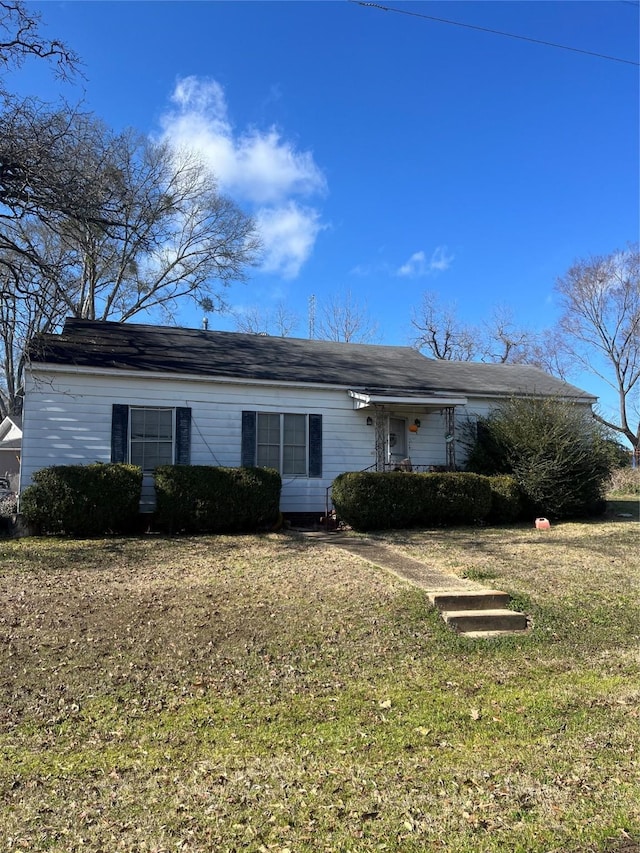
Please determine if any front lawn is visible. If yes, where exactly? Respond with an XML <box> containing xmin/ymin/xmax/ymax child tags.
<box><xmin>0</xmin><ymin>511</ymin><xmax>638</xmax><ymax>852</ymax></box>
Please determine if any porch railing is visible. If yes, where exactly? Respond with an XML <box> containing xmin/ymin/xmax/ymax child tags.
<box><xmin>360</xmin><ymin>462</ymin><xmax>452</xmax><ymax>473</ymax></box>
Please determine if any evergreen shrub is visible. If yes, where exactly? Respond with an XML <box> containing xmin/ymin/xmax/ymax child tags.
<box><xmin>485</xmin><ymin>475</ymin><xmax>523</xmax><ymax>524</ymax></box>
<box><xmin>465</xmin><ymin>397</ymin><xmax>613</xmax><ymax>519</ymax></box>
<box><xmin>20</xmin><ymin>463</ymin><xmax>142</xmax><ymax>536</ymax></box>
<box><xmin>154</xmin><ymin>465</ymin><xmax>281</xmax><ymax>533</ymax></box>
<box><xmin>331</xmin><ymin>471</ymin><xmax>492</xmax><ymax>531</ymax></box>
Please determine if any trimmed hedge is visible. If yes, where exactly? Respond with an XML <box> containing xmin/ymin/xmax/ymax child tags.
<box><xmin>331</xmin><ymin>471</ymin><xmax>492</xmax><ymax>531</ymax></box>
<box><xmin>486</xmin><ymin>475</ymin><xmax>523</xmax><ymax>524</ymax></box>
<box><xmin>154</xmin><ymin>465</ymin><xmax>281</xmax><ymax>533</ymax></box>
<box><xmin>20</xmin><ymin>463</ymin><xmax>143</xmax><ymax>536</ymax></box>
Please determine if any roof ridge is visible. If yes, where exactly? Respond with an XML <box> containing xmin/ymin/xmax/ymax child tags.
<box><xmin>61</xmin><ymin>317</ymin><xmax>419</xmax><ymax>353</ymax></box>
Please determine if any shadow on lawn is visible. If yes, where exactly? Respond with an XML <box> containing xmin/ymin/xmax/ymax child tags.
<box><xmin>605</xmin><ymin>497</ymin><xmax>639</xmax><ymax>522</ymax></box>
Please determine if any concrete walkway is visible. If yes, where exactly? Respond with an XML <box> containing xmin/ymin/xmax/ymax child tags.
<box><xmin>296</xmin><ymin>529</ymin><xmax>483</xmax><ymax>592</ymax></box>
<box><xmin>295</xmin><ymin>530</ymin><xmax>529</xmax><ymax>637</ymax></box>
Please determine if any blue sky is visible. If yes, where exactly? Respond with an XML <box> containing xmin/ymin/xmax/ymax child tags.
<box><xmin>14</xmin><ymin>1</ymin><xmax>640</xmax><ymax>414</ymax></box>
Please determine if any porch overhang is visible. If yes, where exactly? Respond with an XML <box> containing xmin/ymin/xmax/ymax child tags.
<box><xmin>348</xmin><ymin>389</ymin><xmax>468</xmax><ymax>410</ymax></box>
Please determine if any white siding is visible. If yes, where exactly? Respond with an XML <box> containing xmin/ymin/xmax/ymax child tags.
<box><xmin>0</xmin><ymin>419</ymin><xmax>22</xmax><ymax>442</ymax></box>
<box><xmin>20</xmin><ymin>369</ymin><xmax>493</xmax><ymax>513</ymax></box>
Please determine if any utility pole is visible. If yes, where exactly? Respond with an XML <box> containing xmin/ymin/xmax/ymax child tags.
<box><xmin>308</xmin><ymin>294</ymin><xmax>316</xmax><ymax>339</ymax></box>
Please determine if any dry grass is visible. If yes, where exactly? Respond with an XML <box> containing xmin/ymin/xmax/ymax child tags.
<box><xmin>0</xmin><ymin>510</ymin><xmax>638</xmax><ymax>852</ymax></box>
<box><xmin>608</xmin><ymin>468</ymin><xmax>640</xmax><ymax>496</ymax></box>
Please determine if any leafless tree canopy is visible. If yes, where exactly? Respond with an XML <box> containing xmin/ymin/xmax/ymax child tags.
<box><xmin>554</xmin><ymin>244</ymin><xmax>639</xmax><ymax>450</ymax></box>
<box><xmin>315</xmin><ymin>290</ymin><xmax>379</xmax><ymax>343</ymax></box>
<box><xmin>0</xmin><ymin>1</ymin><xmax>260</xmax><ymax>417</ymax></box>
<box><xmin>0</xmin><ymin>104</ymin><xmax>124</xmax><ymax>279</ymax></box>
<box><xmin>480</xmin><ymin>305</ymin><xmax>537</xmax><ymax>364</ymax></box>
<box><xmin>411</xmin><ymin>291</ymin><xmax>477</xmax><ymax>360</ymax></box>
<box><xmin>411</xmin><ymin>292</ymin><xmax>535</xmax><ymax>363</ymax></box>
<box><xmin>232</xmin><ymin>302</ymin><xmax>300</xmax><ymax>337</ymax></box>
<box><xmin>0</xmin><ymin>1</ymin><xmax>80</xmax><ymax>91</ymax></box>
<box><xmin>0</xmin><ymin>103</ymin><xmax>261</xmax><ymax>416</ymax></box>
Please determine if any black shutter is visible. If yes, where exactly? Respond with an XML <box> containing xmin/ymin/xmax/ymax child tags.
<box><xmin>175</xmin><ymin>407</ymin><xmax>191</xmax><ymax>465</ymax></box>
<box><xmin>308</xmin><ymin>413</ymin><xmax>322</xmax><ymax>478</ymax></box>
<box><xmin>241</xmin><ymin>411</ymin><xmax>256</xmax><ymax>467</ymax></box>
<box><xmin>111</xmin><ymin>404</ymin><xmax>129</xmax><ymax>463</ymax></box>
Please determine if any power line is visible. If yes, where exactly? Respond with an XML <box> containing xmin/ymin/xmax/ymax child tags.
<box><xmin>352</xmin><ymin>1</ymin><xmax>640</xmax><ymax>67</ymax></box>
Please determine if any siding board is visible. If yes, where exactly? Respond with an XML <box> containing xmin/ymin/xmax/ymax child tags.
<box><xmin>21</xmin><ymin>369</ymin><xmax>499</xmax><ymax>513</ymax></box>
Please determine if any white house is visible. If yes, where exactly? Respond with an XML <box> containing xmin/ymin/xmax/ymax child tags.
<box><xmin>0</xmin><ymin>413</ymin><xmax>22</xmax><ymax>489</ymax></box>
<box><xmin>20</xmin><ymin>318</ymin><xmax>597</xmax><ymax>516</ymax></box>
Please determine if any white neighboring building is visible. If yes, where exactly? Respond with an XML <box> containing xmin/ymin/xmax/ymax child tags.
<box><xmin>20</xmin><ymin>319</ymin><xmax>597</xmax><ymax>516</ymax></box>
<box><xmin>0</xmin><ymin>414</ymin><xmax>22</xmax><ymax>489</ymax></box>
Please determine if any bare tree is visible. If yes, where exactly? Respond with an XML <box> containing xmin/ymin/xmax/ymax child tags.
<box><xmin>479</xmin><ymin>305</ymin><xmax>537</xmax><ymax>364</ymax></box>
<box><xmin>232</xmin><ymin>302</ymin><xmax>300</xmax><ymax>337</ymax></box>
<box><xmin>412</xmin><ymin>291</ymin><xmax>537</xmax><ymax>364</ymax></box>
<box><xmin>0</xmin><ymin>102</ymin><xmax>127</xmax><ymax>287</ymax></box>
<box><xmin>553</xmin><ymin>244</ymin><xmax>639</xmax><ymax>451</ymax></box>
<box><xmin>0</xmin><ymin>1</ymin><xmax>80</xmax><ymax>97</ymax></box>
<box><xmin>315</xmin><ymin>290</ymin><xmax>379</xmax><ymax>343</ymax></box>
<box><xmin>0</xmin><ymin>214</ymin><xmax>74</xmax><ymax>415</ymax></box>
<box><xmin>411</xmin><ymin>291</ymin><xmax>478</xmax><ymax>360</ymax></box>
<box><xmin>528</xmin><ymin>327</ymin><xmax>573</xmax><ymax>379</ymax></box>
<box><xmin>272</xmin><ymin>301</ymin><xmax>300</xmax><ymax>337</ymax></box>
<box><xmin>0</xmin><ymin>104</ymin><xmax>262</xmax><ymax>315</ymax></box>
<box><xmin>0</xmin><ymin>106</ymin><xmax>261</xmax><ymax>413</ymax></box>
<box><xmin>53</xmin><ymin>133</ymin><xmax>261</xmax><ymax>322</ymax></box>
<box><xmin>0</xmin><ymin>261</ymin><xmax>65</xmax><ymax>416</ymax></box>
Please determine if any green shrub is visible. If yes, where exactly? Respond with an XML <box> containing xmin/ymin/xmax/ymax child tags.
<box><xmin>154</xmin><ymin>465</ymin><xmax>281</xmax><ymax>533</ymax></box>
<box><xmin>330</xmin><ymin>472</ymin><xmax>420</xmax><ymax>531</ymax></box>
<box><xmin>465</xmin><ymin>397</ymin><xmax>613</xmax><ymax>519</ymax></box>
<box><xmin>602</xmin><ymin>438</ymin><xmax>635</xmax><ymax>470</ymax></box>
<box><xmin>420</xmin><ymin>472</ymin><xmax>492</xmax><ymax>527</ymax></box>
<box><xmin>20</xmin><ymin>463</ymin><xmax>142</xmax><ymax>536</ymax></box>
<box><xmin>486</xmin><ymin>475</ymin><xmax>523</xmax><ymax>524</ymax></box>
<box><xmin>331</xmin><ymin>471</ymin><xmax>492</xmax><ymax>531</ymax></box>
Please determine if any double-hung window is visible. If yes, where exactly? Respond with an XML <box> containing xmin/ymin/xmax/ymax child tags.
<box><xmin>242</xmin><ymin>410</ymin><xmax>322</xmax><ymax>478</ymax></box>
<box><xmin>257</xmin><ymin>413</ymin><xmax>307</xmax><ymax>476</ymax></box>
<box><xmin>111</xmin><ymin>404</ymin><xmax>191</xmax><ymax>470</ymax></box>
<box><xmin>129</xmin><ymin>407</ymin><xmax>174</xmax><ymax>473</ymax></box>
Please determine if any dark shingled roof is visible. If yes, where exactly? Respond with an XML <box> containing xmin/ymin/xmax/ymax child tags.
<box><xmin>29</xmin><ymin>318</ymin><xmax>596</xmax><ymax>402</ymax></box>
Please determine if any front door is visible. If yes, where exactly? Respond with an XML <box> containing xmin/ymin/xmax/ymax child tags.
<box><xmin>387</xmin><ymin>417</ymin><xmax>407</xmax><ymax>465</ymax></box>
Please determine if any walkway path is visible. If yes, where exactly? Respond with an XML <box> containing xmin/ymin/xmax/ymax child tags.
<box><xmin>298</xmin><ymin>530</ymin><xmax>481</xmax><ymax>592</ymax></box>
<box><xmin>296</xmin><ymin>530</ymin><xmax>529</xmax><ymax>637</ymax></box>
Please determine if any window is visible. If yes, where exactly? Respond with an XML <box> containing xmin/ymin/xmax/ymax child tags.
<box><xmin>129</xmin><ymin>407</ymin><xmax>174</xmax><ymax>472</ymax></box>
<box><xmin>241</xmin><ymin>410</ymin><xmax>322</xmax><ymax>478</ymax></box>
<box><xmin>111</xmin><ymin>405</ymin><xmax>191</xmax><ymax>468</ymax></box>
<box><xmin>257</xmin><ymin>413</ymin><xmax>307</xmax><ymax>476</ymax></box>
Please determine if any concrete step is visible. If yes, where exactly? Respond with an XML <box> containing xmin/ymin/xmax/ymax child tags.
<box><xmin>429</xmin><ymin>590</ymin><xmax>511</xmax><ymax>612</ymax></box>
<box><xmin>442</xmin><ymin>608</ymin><xmax>528</xmax><ymax>634</ymax></box>
<box><xmin>459</xmin><ymin>629</ymin><xmax>530</xmax><ymax>639</ymax></box>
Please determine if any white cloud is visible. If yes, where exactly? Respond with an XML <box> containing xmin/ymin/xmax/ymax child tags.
<box><xmin>234</xmin><ymin>129</ymin><xmax>325</xmax><ymax>205</ymax></box>
<box><xmin>158</xmin><ymin>76</ymin><xmax>326</xmax><ymax>277</ymax></box>
<box><xmin>397</xmin><ymin>251</ymin><xmax>426</xmax><ymax>277</ymax></box>
<box><xmin>396</xmin><ymin>246</ymin><xmax>454</xmax><ymax>277</ymax></box>
<box><xmin>429</xmin><ymin>246</ymin><xmax>455</xmax><ymax>272</ymax></box>
<box><xmin>256</xmin><ymin>202</ymin><xmax>324</xmax><ymax>280</ymax></box>
<box><xmin>350</xmin><ymin>263</ymin><xmax>374</xmax><ymax>277</ymax></box>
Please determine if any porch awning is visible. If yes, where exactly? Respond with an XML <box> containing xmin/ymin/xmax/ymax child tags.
<box><xmin>348</xmin><ymin>389</ymin><xmax>468</xmax><ymax>409</ymax></box>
